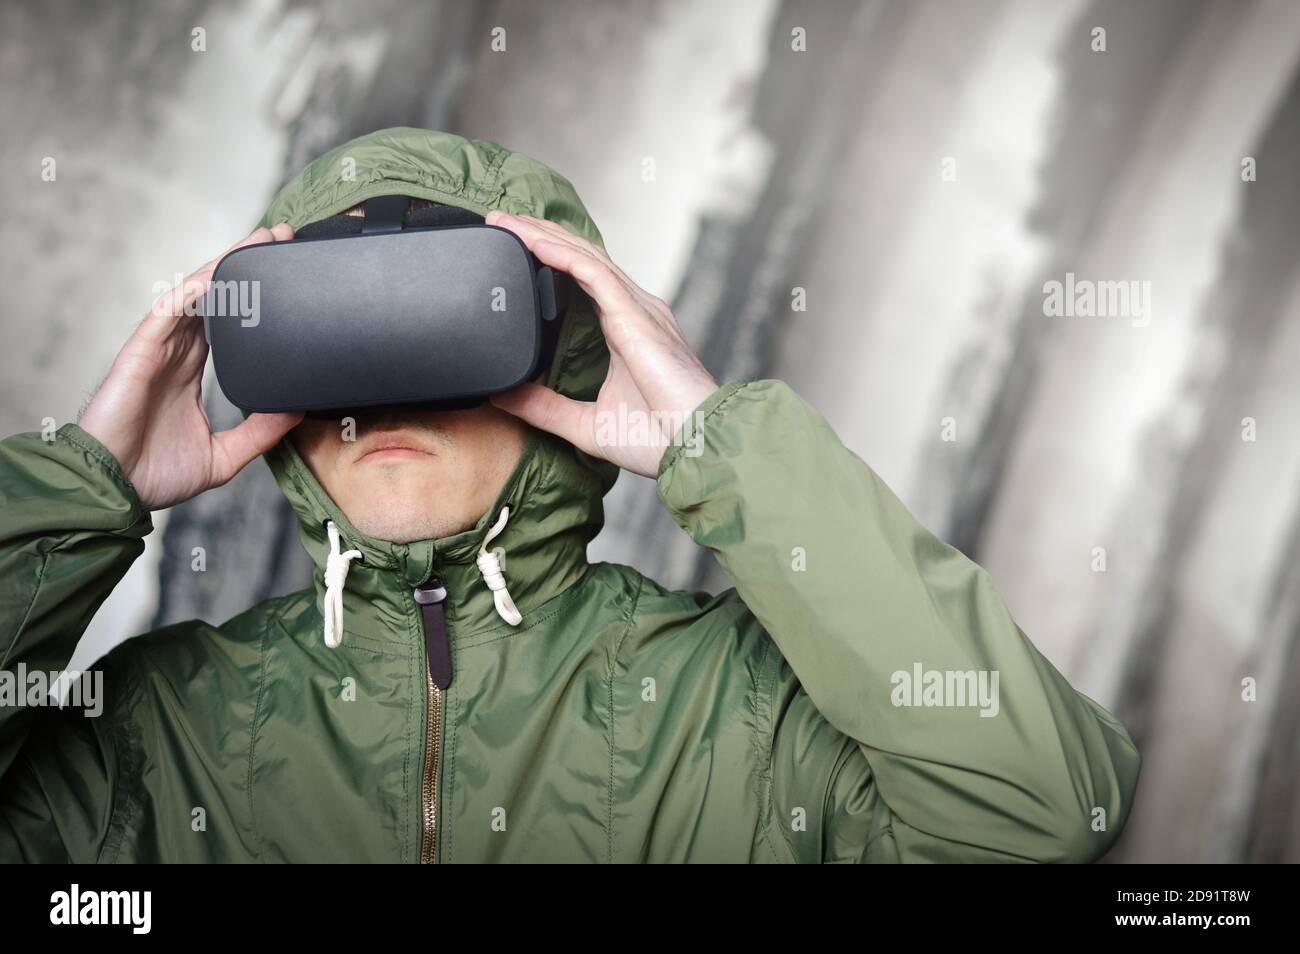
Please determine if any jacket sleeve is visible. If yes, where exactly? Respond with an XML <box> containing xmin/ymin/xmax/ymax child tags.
<box><xmin>0</xmin><ymin>424</ymin><xmax>151</xmax><ymax>861</ymax></box>
<box><xmin>656</xmin><ymin>381</ymin><xmax>1140</xmax><ymax>863</ymax></box>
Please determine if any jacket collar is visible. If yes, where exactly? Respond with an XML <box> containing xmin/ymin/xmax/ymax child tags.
<box><xmin>269</xmin><ymin>430</ymin><xmax>608</xmax><ymax>645</ymax></box>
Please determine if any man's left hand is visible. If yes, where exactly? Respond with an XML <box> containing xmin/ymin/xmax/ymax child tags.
<box><xmin>486</xmin><ymin>211</ymin><xmax>718</xmax><ymax>478</ymax></box>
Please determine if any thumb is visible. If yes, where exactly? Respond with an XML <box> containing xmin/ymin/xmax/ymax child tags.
<box><xmin>210</xmin><ymin>412</ymin><xmax>304</xmax><ymax>487</ymax></box>
<box><xmin>491</xmin><ymin>384</ymin><xmax>596</xmax><ymax>457</ymax></box>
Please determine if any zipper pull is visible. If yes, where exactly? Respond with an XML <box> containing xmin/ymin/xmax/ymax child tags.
<box><xmin>414</xmin><ymin>578</ymin><xmax>452</xmax><ymax>690</ymax></box>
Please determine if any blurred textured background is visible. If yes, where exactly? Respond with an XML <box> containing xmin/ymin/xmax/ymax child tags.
<box><xmin>3</xmin><ymin>0</ymin><xmax>1299</xmax><ymax>862</ymax></box>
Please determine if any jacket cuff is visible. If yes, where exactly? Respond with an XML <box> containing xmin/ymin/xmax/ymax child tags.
<box><xmin>2</xmin><ymin>424</ymin><xmax>151</xmax><ymax>536</ymax></box>
<box><xmin>655</xmin><ymin>381</ymin><xmax>746</xmax><ymax>478</ymax></box>
<box><xmin>656</xmin><ymin>379</ymin><xmax>795</xmax><ymax>529</ymax></box>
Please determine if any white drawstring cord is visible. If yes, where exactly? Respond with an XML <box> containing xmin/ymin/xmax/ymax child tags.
<box><xmin>322</xmin><ymin>512</ymin><xmax>519</xmax><ymax>646</ymax></box>
<box><xmin>323</xmin><ymin>520</ymin><xmax>362</xmax><ymax>649</ymax></box>
<box><xmin>477</xmin><ymin>508</ymin><xmax>522</xmax><ymax>626</ymax></box>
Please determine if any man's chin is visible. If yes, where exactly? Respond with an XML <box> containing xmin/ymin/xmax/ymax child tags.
<box><xmin>347</xmin><ymin>510</ymin><xmax>446</xmax><ymax>545</ymax></box>
<box><xmin>339</xmin><ymin>479</ymin><xmax>473</xmax><ymax>544</ymax></box>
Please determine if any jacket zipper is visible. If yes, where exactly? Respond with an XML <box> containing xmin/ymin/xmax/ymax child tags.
<box><xmin>414</xmin><ymin>577</ymin><xmax>451</xmax><ymax>864</ymax></box>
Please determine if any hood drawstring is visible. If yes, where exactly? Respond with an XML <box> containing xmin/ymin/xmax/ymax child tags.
<box><xmin>321</xmin><ymin>510</ymin><xmax>521</xmax><ymax>648</ymax></box>
<box><xmin>323</xmin><ymin>521</ymin><xmax>362</xmax><ymax>649</ymax></box>
<box><xmin>477</xmin><ymin>507</ymin><xmax>522</xmax><ymax>626</ymax></box>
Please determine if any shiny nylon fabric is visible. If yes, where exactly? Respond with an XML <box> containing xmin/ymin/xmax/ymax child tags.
<box><xmin>0</xmin><ymin>129</ymin><xmax>1139</xmax><ymax>863</ymax></box>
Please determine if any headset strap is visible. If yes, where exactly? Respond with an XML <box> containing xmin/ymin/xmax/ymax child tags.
<box><xmin>361</xmin><ymin>195</ymin><xmax>409</xmax><ymax>234</ymax></box>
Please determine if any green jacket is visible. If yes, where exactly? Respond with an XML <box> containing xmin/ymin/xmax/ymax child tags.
<box><xmin>0</xmin><ymin>129</ymin><xmax>1138</xmax><ymax>863</ymax></box>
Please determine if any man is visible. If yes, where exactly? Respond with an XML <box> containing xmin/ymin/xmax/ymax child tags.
<box><xmin>0</xmin><ymin>128</ymin><xmax>1139</xmax><ymax>863</ymax></box>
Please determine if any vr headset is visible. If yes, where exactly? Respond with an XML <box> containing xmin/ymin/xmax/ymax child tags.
<box><xmin>203</xmin><ymin>195</ymin><xmax>573</xmax><ymax>414</ymax></box>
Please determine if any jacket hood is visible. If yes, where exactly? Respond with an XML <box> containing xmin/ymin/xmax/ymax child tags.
<box><xmin>253</xmin><ymin>128</ymin><xmax>617</xmax><ymax>640</ymax></box>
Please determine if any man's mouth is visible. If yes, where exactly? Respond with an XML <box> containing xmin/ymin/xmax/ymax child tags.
<box><xmin>353</xmin><ymin>429</ymin><xmax>438</xmax><ymax>464</ymax></box>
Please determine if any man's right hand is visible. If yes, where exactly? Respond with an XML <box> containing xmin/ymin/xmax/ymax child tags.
<box><xmin>79</xmin><ymin>225</ymin><xmax>304</xmax><ymax>511</ymax></box>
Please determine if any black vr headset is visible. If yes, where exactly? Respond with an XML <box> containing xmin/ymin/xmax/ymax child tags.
<box><xmin>203</xmin><ymin>195</ymin><xmax>574</xmax><ymax>414</ymax></box>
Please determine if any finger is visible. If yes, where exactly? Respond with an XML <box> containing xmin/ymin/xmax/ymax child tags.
<box><xmin>513</xmin><ymin>213</ymin><xmax>585</xmax><ymax>245</ymax></box>
<box><xmin>487</xmin><ymin>212</ymin><xmax>629</xmax><ymax>281</ymax></box>
<box><xmin>215</xmin><ymin>221</ymin><xmax>294</xmax><ymax>261</ymax></box>
<box><xmin>534</xmin><ymin>239</ymin><xmax>688</xmax><ymax>376</ymax></box>
<box><xmin>486</xmin><ymin>211</ymin><xmax>603</xmax><ymax>263</ymax></box>
<box><xmin>267</xmin><ymin>222</ymin><xmax>295</xmax><ymax>242</ymax></box>
<box><xmin>488</xmin><ymin>211</ymin><xmax>666</xmax><ymax>323</ymax></box>
<box><xmin>512</xmin><ymin>214</ymin><xmax>628</xmax><ymax>275</ymax></box>
<box><xmin>490</xmin><ymin>384</ymin><xmax>598</xmax><ymax>457</ymax></box>
<box><xmin>525</xmin><ymin>238</ymin><xmax>654</xmax><ymax>337</ymax></box>
<box><xmin>500</xmin><ymin>213</ymin><xmax>636</xmax><ymax>283</ymax></box>
<box><xmin>209</xmin><ymin>411</ymin><xmax>304</xmax><ymax>487</ymax></box>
